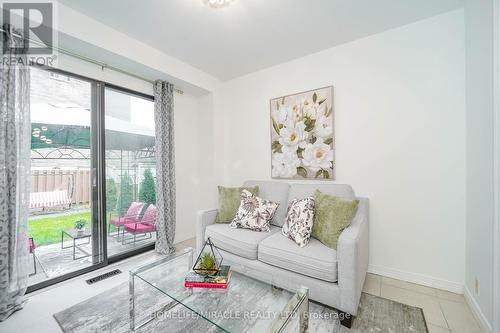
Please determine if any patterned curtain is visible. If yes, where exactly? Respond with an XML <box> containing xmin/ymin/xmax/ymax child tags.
<box><xmin>0</xmin><ymin>25</ymin><xmax>31</xmax><ymax>321</ymax></box>
<box><xmin>153</xmin><ymin>81</ymin><xmax>176</xmax><ymax>254</ymax></box>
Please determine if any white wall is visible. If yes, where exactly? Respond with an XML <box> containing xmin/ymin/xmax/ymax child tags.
<box><xmin>174</xmin><ymin>92</ymin><xmax>208</xmax><ymax>243</ymax></box>
<box><xmin>213</xmin><ymin>10</ymin><xmax>466</xmax><ymax>291</ymax></box>
<box><xmin>464</xmin><ymin>0</ymin><xmax>495</xmax><ymax>330</ymax></box>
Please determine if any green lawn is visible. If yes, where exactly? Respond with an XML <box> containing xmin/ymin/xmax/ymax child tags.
<box><xmin>28</xmin><ymin>211</ymin><xmax>118</xmax><ymax>246</ymax></box>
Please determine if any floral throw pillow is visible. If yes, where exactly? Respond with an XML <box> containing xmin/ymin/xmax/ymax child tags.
<box><xmin>230</xmin><ymin>190</ymin><xmax>279</xmax><ymax>232</ymax></box>
<box><xmin>282</xmin><ymin>197</ymin><xmax>315</xmax><ymax>247</ymax></box>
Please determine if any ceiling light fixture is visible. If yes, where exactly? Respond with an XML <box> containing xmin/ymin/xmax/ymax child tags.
<box><xmin>204</xmin><ymin>0</ymin><xmax>234</xmax><ymax>9</ymax></box>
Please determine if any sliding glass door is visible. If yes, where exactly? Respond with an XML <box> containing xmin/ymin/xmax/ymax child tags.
<box><xmin>27</xmin><ymin>66</ymin><xmax>155</xmax><ymax>290</ymax></box>
<box><xmin>104</xmin><ymin>87</ymin><xmax>156</xmax><ymax>257</ymax></box>
<box><xmin>28</xmin><ymin>66</ymin><xmax>102</xmax><ymax>285</ymax></box>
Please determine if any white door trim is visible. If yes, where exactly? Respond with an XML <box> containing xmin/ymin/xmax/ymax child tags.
<box><xmin>493</xmin><ymin>0</ymin><xmax>500</xmax><ymax>331</ymax></box>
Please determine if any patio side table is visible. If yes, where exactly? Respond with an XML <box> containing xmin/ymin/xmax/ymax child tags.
<box><xmin>61</xmin><ymin>228</ymin><xmax>92</xmax><ymax>260</ymax></box>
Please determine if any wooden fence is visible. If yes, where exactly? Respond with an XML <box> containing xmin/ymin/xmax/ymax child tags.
<box><xmin>31</xmin><ymin>169</ymin><xmax>91</xmax><ymax>205</ymax></box>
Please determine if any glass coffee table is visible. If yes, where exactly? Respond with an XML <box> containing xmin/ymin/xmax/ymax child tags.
<box><xmin>130</xmin><ymin>248</ymin><xmax>309</xmax><ymax>332</ymax></box>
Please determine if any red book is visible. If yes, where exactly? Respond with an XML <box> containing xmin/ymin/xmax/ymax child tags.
<box><xmin>184</xmin><ymin>281</ymin><xmax>228</xmax><ymax>289</ymax></box>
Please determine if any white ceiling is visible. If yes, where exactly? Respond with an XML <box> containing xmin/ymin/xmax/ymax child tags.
<box><xmin>58</xmin><ymin>0</ymin><xmax>464</xmax><ymax>81</ymax></box>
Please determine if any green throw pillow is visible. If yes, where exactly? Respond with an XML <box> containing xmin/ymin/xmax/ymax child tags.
<box><xmin>215</xmin><ymin>186</ymin><xmax>259</xmax><ymax>223</ymax></box>
<box><xmin>312</xmin><ymin>190</ymin><xmax>359</xmax><ymax>250</ymax></box>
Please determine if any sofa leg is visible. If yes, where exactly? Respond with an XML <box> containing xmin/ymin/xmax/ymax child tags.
<box><xmin>339</xmin><ymin>311</ymin><xmax>353</xmax><ymax>328</ymax></box>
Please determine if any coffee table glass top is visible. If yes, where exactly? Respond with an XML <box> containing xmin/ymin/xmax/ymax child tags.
<box><xmin>63</xmin><ymin>228</ymin><xmax>91</xmax><ymax>239</ymax></box>
<box><xmin>129</xmin><ymin>247</ymin><xmax>308</xmax><ymax>332</ymax></box>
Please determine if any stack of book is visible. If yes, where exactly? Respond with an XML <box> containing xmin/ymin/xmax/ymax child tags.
<box><xmin>184</xmin><ymin>265</ymin><xmax>231</xmax><ymax>289</ymax></box>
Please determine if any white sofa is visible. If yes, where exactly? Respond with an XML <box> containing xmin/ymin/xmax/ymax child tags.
<box><xmin>196</xmin><ymin>180</ymin><xmax>369</xmax><ymax>328</ymax></box>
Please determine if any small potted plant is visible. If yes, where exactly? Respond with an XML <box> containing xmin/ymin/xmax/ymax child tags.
<box><xmin>75</xmin><ymin>219</ymin><xmax>87</xmax><ymax>235</ymax></box>
<box><xmin>193</xmin><ymin>238</ymin><xmax>222</xmax><ymax>276</ymax></box>
<box><xmin>196</xmin><ymin>252</ymin><xmax>218</xmax><ymax>275</ymax></box>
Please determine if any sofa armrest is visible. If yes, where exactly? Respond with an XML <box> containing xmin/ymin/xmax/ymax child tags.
<box><xmin>337</xmin><ymin>197</ymin><xmax>369</xmax><ymax>315</ymax></box>
<box><xmin>196</xmin><ymin>209</ymin><xmax>218</xmax><ymax>254</ymax></box>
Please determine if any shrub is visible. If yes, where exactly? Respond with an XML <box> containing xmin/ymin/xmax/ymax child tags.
<box><xmin>139</xmin><ymin>168</ymin><xmax>156</xmax><ymax>205</ymax></box>
<box><xmin>106</xmin><ymin>178</ymin><xmax>118</xmax><ymax>212</ymax></box>
<box><xmin>118</xmin><ymin>173</ymin><xmax>134</xmax><ymax>212</ymax></box>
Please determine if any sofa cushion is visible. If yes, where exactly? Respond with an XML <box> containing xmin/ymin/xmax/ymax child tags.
<box><xmin>282</xmin><ymin>196</ymin><xmax>315</xmax><ymax>247</ymax></box>
<box><xmin>205</xmin><ymin>223</ymin><xmax>280</xmax><ymax>260</ymax></box>
<box><xmin>124</xmin><ymin>222</ymin><xmax>156</xmax><ymax>233</ymax></box>
<box><xmin>230</xmin><ymin>190</ymin><xmax>279</xmax><ymax>232</ymax></box>
<box><xmin>312</xmin><ymin>190</ymin><xmax>359</xmax><ymax>250</ymax></box>
<box><xmin>215</xmin><ymin>186</ymin><xmax>259</xmax><ymax>223</ymax></box>
<box><xmin>258</xmin><ymin>233</ymin><xmax>338</xmax><ymax>282</ymax></box>
<box><xmin>243</xmin><ymin>180</ymin><xmax>290</xmax><ymax>227</ymax></box>
<box><xmin>288</xmin><ymin>183</ymin><xmax>355</xmax><ymax>203</ymax></box>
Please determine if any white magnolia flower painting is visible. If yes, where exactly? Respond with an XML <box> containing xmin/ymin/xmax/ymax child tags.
<box><xmin>270</xmin><ymin>86</ymin><xmax>334</xmax><ymax>179</ymax></box>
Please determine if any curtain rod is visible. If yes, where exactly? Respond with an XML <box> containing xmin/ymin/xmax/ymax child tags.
<box><xmin>0</xmin><ymin>27</ymin><xmax>184</xmax><ymax>95</ymax></box>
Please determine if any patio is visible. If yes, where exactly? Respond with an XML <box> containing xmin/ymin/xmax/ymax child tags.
<box><xmin>28</xmin><ymin>226</ymin><xmax>157</xmax><ymax>285</ymax></box>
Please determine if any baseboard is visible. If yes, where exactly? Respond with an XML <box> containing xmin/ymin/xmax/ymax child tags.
<box><xmin>463</xmin><ymin>287</ymin><xmax>493</xmax><ymax>333</ymax></box>
<box><xmin>368</xmin><ymin>265</ymin><xmax>463</xmax><ymax>293</ymax></box>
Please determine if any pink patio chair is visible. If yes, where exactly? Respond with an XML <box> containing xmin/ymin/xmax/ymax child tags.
<box><xmin>123</xmin><ymin>204</ymin><xmax>157</xmax><ymax>246</ymax></box>
<box><xmin>109</xmin><ymin>202</ymin><xmax>145</xmax><ymax>240</ymax></box>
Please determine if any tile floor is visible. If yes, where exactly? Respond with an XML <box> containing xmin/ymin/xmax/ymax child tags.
<box><xmin>0</xmin><ymin>237</ymin><xmax>485</xmax><ymax>333</ymax></box>
<box><xmin>362</xmin><ymin>273</ymin><xmax>484</xmax><ymax>333</ymax></box>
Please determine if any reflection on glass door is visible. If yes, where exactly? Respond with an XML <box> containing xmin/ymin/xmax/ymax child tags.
<box><xmin>104</xmin><ymin>87</ymin><xmax>156</xmax><ymax>257</ymax></box>
<box><xmin>28</xmin><ymin>67</ymin><xmax>101</xmax><ymax>285</ymax></box>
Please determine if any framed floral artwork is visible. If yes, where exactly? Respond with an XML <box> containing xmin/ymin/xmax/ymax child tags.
<box><xmin>270</xmin><ymin>86</ymin><xmax>334</xmax><ymax>179</ymax></box>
